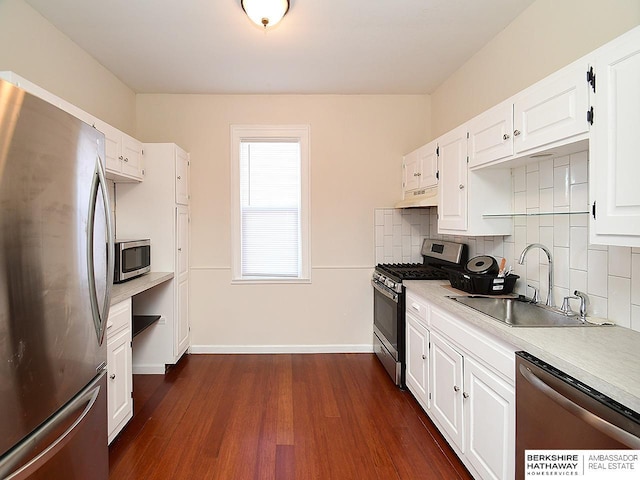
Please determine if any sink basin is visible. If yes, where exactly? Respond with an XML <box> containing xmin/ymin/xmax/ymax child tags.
<box><xmin>449</xmin><ymin>296</ymin><xmax>600</xmax><ymax>327</ymax></box>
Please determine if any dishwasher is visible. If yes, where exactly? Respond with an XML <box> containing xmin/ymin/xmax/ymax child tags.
<box><xmin>515</xmin><ymin>351</ymin><xmax>640</xmax><ymax>479</ymax></box>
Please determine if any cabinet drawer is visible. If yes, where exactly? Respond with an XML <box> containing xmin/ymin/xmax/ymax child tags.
<box><xmin>107</xmin><ymin>298</ymin><xmax>132</xmax><ymax>338</ymax></box>
<box><xmin>406</xmin><ymin>291</ymin><xmax>428</xmax><ymax>324</ymax></box>
<box><xmin>430</xmin><ymin>305</ymin><xmax>516</xmax><ymax>383</ymax></box>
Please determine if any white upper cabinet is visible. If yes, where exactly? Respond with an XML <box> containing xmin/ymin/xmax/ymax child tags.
<box><xmin>468</xmin><ymin>100</ymin><xmax>514</xmax><ymax>169</ymax></box>
<box><xmin>403</xmin><ymin>139</ymin><xmax>438</xmax><ymax>193</ymax></box>
<box><xmin>513</xmin><ymin>60</ymin><xmax>590</xmax><ymax>155</ymax></box>
<box><xmin>589</xmin><ymin>26</ymin><xmax>640</xmax><ymax>246</ymax></box>
<box><xmin>96</xmin><ymin>119</ymin><xmax>144</xmax><ymax>182</ymax></box>
<box><xmin>438</xmin><ymin>125</ymin><xmax>468</xmax><ymax>231</ymax></box>
<box><xmin>175</xmin><ymin>148</ymin><xmax>190</xmax><ymax>205</ymax></box>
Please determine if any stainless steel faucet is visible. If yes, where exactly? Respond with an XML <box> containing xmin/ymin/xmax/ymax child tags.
<box><xmin>518</xmin><ymin>243</ymin><xmax>554</xmax><ymax>307</ymax></box>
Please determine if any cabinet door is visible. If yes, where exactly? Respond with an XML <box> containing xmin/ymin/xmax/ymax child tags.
<box><xmin>464</xmin><ymin>356</ymin><xmax>515</xmax><ymax>480</ymax></box>
<box><xmin>468</xmin><ymin>101</ymin><xmax>513</xmax><ymax>168</ymax></box>
<box><xmin>438</xmin><ymin>125</ymin><xmax>468</xmax><ymax>231</ymax></box>
<box><xmin>403</xmin><ymin>148</ymin><xmax>420</xmax><ymax>192</ymax></box>
<box><xmin>590</xmin><ymin>27</ymin><xmax>640</xmax><ymax>244</ymax></box>
<box><xmin>121</xmin><ymin>135</ymin><xmax>143</xmax><ymax>179</ymax></box>
<box><xmin>406</xmin><ymin>315</ymin><xmax>430</xmax><ymax>408</ymax></box>
<box><xmin>175</xmin><ymin>205</ymin><xmax>190</xmax><ymax>357</ymax></box>
<box><xmin>417</xmin><ymin>141</ymin><xmax>438</xmax><ymax>189</ymax></box>
<box><xmin>106</xmin><ymin>300</ymin><xmax>132</xmax><ymax>444</ymax></box>
<box><xmin>96</xmin><ymin>121</ymin><xmax>122</xmax><ymax>173</ymax></box>
<box><xmin>513</xmin><ymin>61</ymin><xmax>589</xmax><ymax>154</ymax></box>
<box><xmin>175</xmin><ymin>148</ymin><xmax>190</xmax><ymax>205</ymax></box>
<box><xmin>430</xmin><ymin>331</ymin><xmax>464</xmax><ymax>452</ymax></box>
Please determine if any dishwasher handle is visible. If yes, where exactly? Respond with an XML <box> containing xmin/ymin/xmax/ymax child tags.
<box><xmin>519</xmin><ymin>363</ymin><xmax>640</xmax><ymax>449</ymax></box>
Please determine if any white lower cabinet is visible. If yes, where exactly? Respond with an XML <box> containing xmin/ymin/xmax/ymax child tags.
<box><xmin>406</xmin><ymin>314</ymin><xmax>430</xmax><ymax>410</ymax></box>
<box><xmin>106</xmin><ymin>298</ymin><xmax>133</xmax><ymax>444</ymax></box>
<box><xmin>405</xmin><ymin>289</ymin><xmax>516</xmax><ymax>480</ymax></box>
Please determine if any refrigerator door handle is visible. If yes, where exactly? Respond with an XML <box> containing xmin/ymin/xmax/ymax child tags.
<box><xmin>518</xmin><ymin>363</ymin><xmax>640</xmax><ymax>449</ymax></box>
<box><xmin>0</xmin><ymin>374</ymin><xmax>104</xmax><ymax>480</ymax></box>
<box><xmin>87</xmin><ymin>155</ymin><xmax>114</xmax><ymax>346</ymax></box>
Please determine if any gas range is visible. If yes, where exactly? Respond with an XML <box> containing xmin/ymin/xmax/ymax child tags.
<box><xmin>372</xmin><ymin>239</ymin><xmax>467</xmax><ymax>387</ymax></box>
<box><xmin>373</xmin><ymin>240</ymin><xmax>468</xmax><ymax>292</ymax></box>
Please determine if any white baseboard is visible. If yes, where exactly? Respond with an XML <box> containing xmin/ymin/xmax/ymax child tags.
<box><xmin>188</xmin><ymin>344</ymin><xmax>374</xmax><ymax>354</ymax></box>
<box><xmin>132</xmin><ymin>364</ymin><xmax>165</xmax><ymax>374</ymax></box>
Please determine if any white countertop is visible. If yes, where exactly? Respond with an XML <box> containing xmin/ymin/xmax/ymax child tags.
<box><xmin>110</xmin><ymin>272</ymin><xmax>174</xmax><ymax>305</ymax></box>
<box><xmin>405</xmin><ymin>280</ymin><xmax>640</xmax><ymax>413</ymax></box>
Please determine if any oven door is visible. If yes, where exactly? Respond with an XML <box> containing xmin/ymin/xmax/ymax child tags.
<box><xmin>372</xmin><ymin>279</ymin><xmax>404</xmax><ymax>385</ymax></box>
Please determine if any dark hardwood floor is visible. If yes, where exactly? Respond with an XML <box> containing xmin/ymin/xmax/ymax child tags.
<box><xmin>109</xmin><ymin>354</ymin><xmax>473</xmax><ymax>479</ymax></box>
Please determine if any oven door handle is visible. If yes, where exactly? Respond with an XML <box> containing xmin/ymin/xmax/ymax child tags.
<box><xmin>518</xmin><ymin>363</ymin><xmax>640</xmax><ymax>449</ymax></box>
<box><xmin>372</xmin><ymin>280</ymin><xmax>399</xmax><ymax>303</ymax></box>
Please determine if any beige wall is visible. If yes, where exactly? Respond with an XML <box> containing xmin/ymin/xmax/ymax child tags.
<box><xmin>136</xmin><ymin>94</ymin><xmax>430</xmax><ymax>349</ymax></box>
<box><xmin>431</xmin><ymin>0</ymin><xmax>640</xmax><ymax>137</ymax></box>
<box><xmin>0</xmin><ymin>0</ymin><xmax>136</xmax><ymax>133</ymax></box>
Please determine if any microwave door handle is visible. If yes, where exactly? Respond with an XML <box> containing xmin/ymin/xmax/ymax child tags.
<box><xmin>518</xmin><ymin>363</ymin><xmax>640</xmax><ymax>449</ymax></box>
<box><xmin>87</xmin><ymin>155</ymin><xmax>114</xmax><ymax>346</ymax></box>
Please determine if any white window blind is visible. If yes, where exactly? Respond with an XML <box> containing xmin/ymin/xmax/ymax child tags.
<box><xmin>239</xmin><ymin>141</ymin><xmax>301</xmax><ymax>277</ymax></box>
<box><xmin>231</xmin><ymin>124</ymin><xmax>310</xmax><ymax>283</ymax></box>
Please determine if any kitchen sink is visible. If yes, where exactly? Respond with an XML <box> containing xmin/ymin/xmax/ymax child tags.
<box><xmin>448</xmin><ymin>296</ymin><xmax>602</xmax><ymax>327</ymax></box>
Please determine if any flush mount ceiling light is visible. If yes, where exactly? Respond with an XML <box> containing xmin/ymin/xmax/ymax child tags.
<box><xmin>241</xmin><ymin>0</ymin><xmax>290</xmax><ymax>29</ymax></box>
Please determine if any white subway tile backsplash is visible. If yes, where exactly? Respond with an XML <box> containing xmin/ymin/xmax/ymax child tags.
<box><xmin>569</xmin><ymin>183</ymin><xmax>588</xmax><ymax>227</ymax></box>
<box><xmin>554</xmin><ymin>165</ymin><xmax>570</xmax><ymax>207</ymax></box>
<box><xmin>513</xmin><ymin>166</ymin><xmax>526</xmax><ymax>193</ymax></box>
<box><xmin>392</xmin><ymin>209</ymin><xmax>402</xmax><ymax>225</ymax></box>
<box><xmin>554</xmin><ymin>247</ymin><xmax>570</xmax><ymax>289</ymax></box>
<box><xmin>569</xmin><ymin>226</ymin><xmax>588</xmax><ymax>270</ymax></box>
<box><xmin>590</xmin><ymin>294</ymin><xmax>608</xmax><ymax>319</ymax></box>
<box><xmin>539</xmin><ymin>189</ymin><xmax>554</xmax><ymax>226</ymax></box>
<box><xmin>587</xmin><ymin>249</ymin><xmax>608</xmax><ymax>297</ymax></box>
<box><xmin>554</xmin><ymin>155</ymin><xmax>570</xmax><ymax>167</ymax></box>
<box><xmin>632</xmin><ymin>305</ymin><xmax>640</xmax><ymax>332</ymax></box>
<box><xmin>539</xmin><ymin>159</ymin><xmax>554</xmax><ymax>189</ymax></box>
<box><xmin>608</xmin><ymin>246</ymin><xmax>631</xmax><ymax>278</ymax></box>
<box><xmin>608</xmin><ymin>276</ymin><xmax>631</xmax><ymax>328</ymax></box>
<box><xmin>393</xmin><ymin>225</ymin><xmax>402</xmax><ymax>246</ymax></box>
<box><xmin>526</xmin><ymin>171</ymin><xmax>540</xmax><ymax>209</ymax></box>
<box><xmin>375</xmin><ymin>209</ymin><xmax>385</xmax><ymax>226</ymax></box>
<box><xmin>570</xmin><ymin>269</ymin><xmax>588</xmax><ymax>295</ymax></box>
<box><xmin>633</xmin><ymin>254</ymin><xmax>640</xmax><ymax>305</ymax></box>
<box><xmin>375</xmin><ymin>208</ymin><xmax>431</xmax><ymax>264</ymax></box>
<box><xmin>570</xmin><ymin>151</ymin><xmax>588</xmax><ymax>185</ymax></box>
<box><xmin>554</xmin><ymin>210</ymin><xmax>570</xmax><ymax>248</ymax></box>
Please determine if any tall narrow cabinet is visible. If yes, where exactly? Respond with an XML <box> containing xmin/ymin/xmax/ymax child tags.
<box><xmin>116</xmin><ymin>143</ymin><xmax>190</xmax><ymax>373</ymax></box>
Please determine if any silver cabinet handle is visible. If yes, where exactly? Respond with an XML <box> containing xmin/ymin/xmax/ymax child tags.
<box><xmin>463</xmin><ymin>392</ymin><xmax>469</xmax><ymax>399</ymax></box>
<box><xmin>177</xmin><ymin>175</ymin><xmax>182</xmax><ymax>180</ymax></box>
<box><xmin>124</xmin><ymin>157</ymin><xmax>129</xmax><ymax>162</ymax></box>
<box><xmin>109</xmin><ymin>374</ymin><xmax>116</xmax><ymax>380</ymax></box>
<box><xmin>503</xmin><ymin>133</ymin><xmax>510</xmax><ymax>140</ymax></box>
<box><xmin>421</xmin><ymin>354</ymin><xmax>427</xmax><ymax>360</ymax></box>
<box><xmin>453</xmin><ymin>385</ymin><xmax>460</xmax><ymax>392</ymax></box>
<box><xmin>178</xmin><ymin>248</ymin><xmax>182</xmax><ymax>252</ymax></box>
<box><xmin>118</xmin><ymin>155</ymin><xmax>123</xmax><ymax>160</ymax></box>
<box><xmin>514</xmin><ymin>129</ymin><xmax>521</xmax><ymax>136</ymax></box>
<box><xmin>459</xmin><ymin>184</ymin><xmax>465</xmax><ymax>190</ymax></box>
<box><xmin>519</xmin><ymin>364</ymin><xmax>640</xmax><ymax>449</ymax></box>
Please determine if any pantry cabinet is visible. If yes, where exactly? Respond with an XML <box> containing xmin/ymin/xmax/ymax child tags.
<box><xmin>106</xmin><ymin>298</ymin><xmax>133</xmax><ymax>444</ymax></box>
<box><xmin>589</xmin><ymin>26</ymin><xmax>640</xmax><ymax>247</ymax></box>
<box><xmin>116</xmin><ymin>143</ymin><xmax>191</xmax><ymax>372</ymax></box>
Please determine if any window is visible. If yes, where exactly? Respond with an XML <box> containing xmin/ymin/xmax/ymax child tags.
<box><xmin>231</xmin><ymin>125</ymin><xmax>310</xmax><ymax>282</ymax></box>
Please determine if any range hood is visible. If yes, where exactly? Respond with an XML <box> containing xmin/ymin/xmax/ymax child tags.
<box><xmin>395</xmin><ymin>186</ymin><xmax>438</xmax><ymax>208</ymax></box>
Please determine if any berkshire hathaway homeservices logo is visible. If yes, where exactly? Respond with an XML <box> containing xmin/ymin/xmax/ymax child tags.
<box><xmin>525</xmin><ymin>450</ymin><xmax>639</xmax><ymax>479</ymax></box>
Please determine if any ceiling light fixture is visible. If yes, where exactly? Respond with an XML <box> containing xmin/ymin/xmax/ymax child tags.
<box><xmin>241</xmin><ymin>0</ymin><xmax>290</xmax><ymax>29</ymax></box>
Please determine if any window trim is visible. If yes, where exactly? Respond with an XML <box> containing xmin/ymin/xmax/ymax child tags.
<box><xmin>230</xmin><ymin>125</ymin><xmax>311</xmax><ymax>283</ymax></box>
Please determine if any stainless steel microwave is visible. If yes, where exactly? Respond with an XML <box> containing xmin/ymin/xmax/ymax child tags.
<box><xmin>114</xmin><ymin>239</ymin><xmax>151</xmax><ymax>283</ymax></box>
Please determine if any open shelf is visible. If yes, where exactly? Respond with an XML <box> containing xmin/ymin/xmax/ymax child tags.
<box><xmin>132</xmin><ymin>315</ymin><xmax>161</xmax><ymax>338</ymax></box>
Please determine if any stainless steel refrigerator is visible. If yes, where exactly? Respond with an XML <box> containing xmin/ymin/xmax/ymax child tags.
<box><xmin>0</xmin><ymin>78</ymin><xmax>114</xmax><ymax>479</ymax></box>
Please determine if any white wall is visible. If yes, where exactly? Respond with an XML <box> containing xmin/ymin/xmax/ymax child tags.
<box><xmin>430</xmin><ymin>0</ymin><xmax>640</xmax><ymax>137</ymax></box>
<box><xmin>135</xmin><ymin>94</ymin><xmax>430</xmax><ymax>351</ymax></box>
<box><xmin>0</xmin><ymin>0</ymin><xmax>136</xmax><ymax>134</ymax></box>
